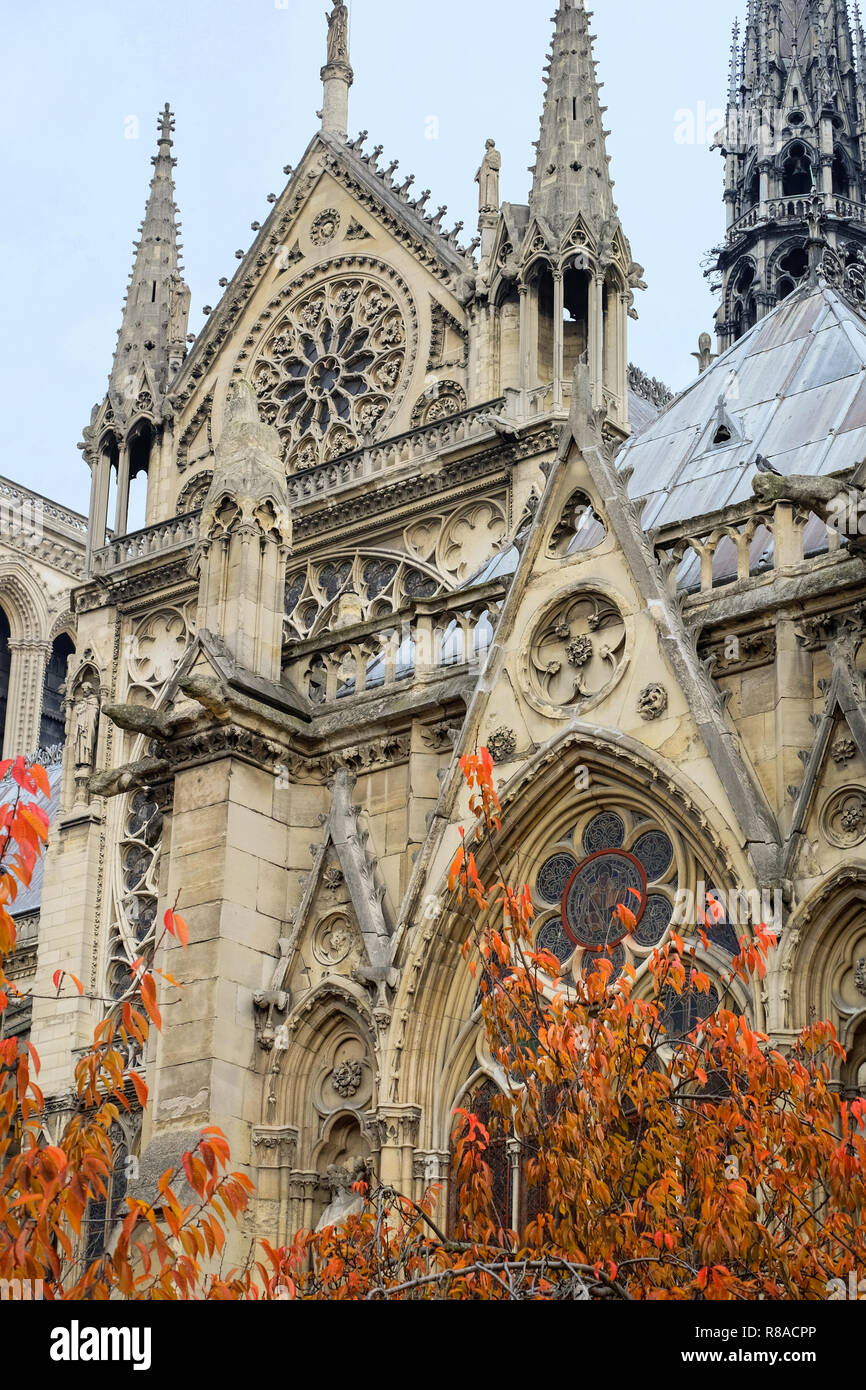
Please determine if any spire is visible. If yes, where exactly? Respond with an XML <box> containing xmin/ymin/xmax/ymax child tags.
<box><xmin>729</xmin><ymin>19</ymin><xmax>742</xmax><ymax>102</ymax></box>
<box><xmin>529</xmin><ymin>0</ymin><xmax>616</xmax><ymax>238</ymax></box>
<box><xmin>108</xmin><ymin>104</ymin><xmax>189</xmax><ymax>417</ymax></box>
<box><xmin>321</xmin><ymin>1</ymin><xmax>353</xmax><ymax>138</ymax></box>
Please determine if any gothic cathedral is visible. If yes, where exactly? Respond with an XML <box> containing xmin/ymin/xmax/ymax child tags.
<box><xmin>4</xmin><ymin>0</ymin><xmax>866</xmax><ymax>1250</ymax></box>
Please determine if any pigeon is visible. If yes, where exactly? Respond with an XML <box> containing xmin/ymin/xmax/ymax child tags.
<box><xmin>754</xmin><ymin>454</ymin><xmax>780</xmax><ymax>475</ymax></box>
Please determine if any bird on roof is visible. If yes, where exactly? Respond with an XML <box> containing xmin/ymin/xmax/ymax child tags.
<box><xmin>754</xmin><ymin>454</ymin><xmax>780</xmax><ymax>475</ymax></box>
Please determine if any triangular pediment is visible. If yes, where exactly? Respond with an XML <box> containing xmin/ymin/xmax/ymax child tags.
<box><xmin>166</xmin><ymin>130</ymin><xmax>475</xmax><ymax>480</ymax></box>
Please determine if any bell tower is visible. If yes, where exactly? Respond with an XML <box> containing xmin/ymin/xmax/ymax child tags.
<box><xmin>716</xmin><ymin>0</ymin><xmax>866</xmax><ymax>349</ymax></box>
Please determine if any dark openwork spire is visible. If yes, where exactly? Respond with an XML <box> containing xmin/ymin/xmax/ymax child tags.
<box><xmin>529</xmin><ymin>0</ymin><xmax>616</xmax><ymax>238</ymax></box>
<box><xmin>715</xmin><ymin>1</ymin><xmax>866</xmax><ymax>352</ymax></box>
<box><xmin>108</xmin><ymin>104</ymin><xmax>189</xmax><ymax>415</ymax></box>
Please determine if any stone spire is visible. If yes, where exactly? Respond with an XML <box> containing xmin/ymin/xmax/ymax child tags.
<box><xmin>108</xmin><ymin>104</ymin><xmax>189</xmax><ymax>417</ymax></box>
<box><xmin>528</xmin><ymin>0</ymin><xmax>616</xmax><ymax>238</ymax></box>
<box><xmin>321</xmin><ymin>1</ymin><xmax>353</xmax><ymax>138</ymax></box>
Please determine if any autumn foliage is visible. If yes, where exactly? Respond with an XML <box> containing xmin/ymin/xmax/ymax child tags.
<box><xmin>276</xmin><ymin>749</ymin><xmax>866</xmax><ymax>1299</ymax></box>
<box><xmin>0</xmin><ymin>757</ymin><xmax>264</xmax><ymax>1299</ymax></box>
<box><xmin>2</xmin><ymin>749</ymin><xmax>866</xmax><ymax>1300</ymax></box>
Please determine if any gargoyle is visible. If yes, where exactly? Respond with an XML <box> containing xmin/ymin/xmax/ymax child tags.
<box><xmin>88</xmin><ymin>756</ymin><xmax>170</xmax><ymax>799</ymax></box>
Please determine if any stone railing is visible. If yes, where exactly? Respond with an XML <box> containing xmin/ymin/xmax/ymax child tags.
<box><xmin>0</xmin><ymin>476</ymin><xmax>88</xmax><ymax>537</ymax></box>
<box><xmin>286</xmin><ymin>400</ymin><xmax>507</xmax><ymax>506</ymax></box>
<box><xmin>653</xmin><ymin>496</ymin><xmax>843</xmax><ymax>599</ymax></box>
<box><xmin>284</xmin><ymin>581</ymin><xmax>506</xmax><ymax>706</ymax></box>
<box><xmin>92</xmin><ymin>510</ymin><xmax>201</xmax><ymax>575</ymax></box>
<box><xmin>729</xmin><ymin>193</ymin><xmax>866</xmax><ymax>239</ymax></box>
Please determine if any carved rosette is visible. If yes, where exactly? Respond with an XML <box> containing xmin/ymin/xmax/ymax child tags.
<box><xmin>831</xmin><ymin>736</ymin><xmax>858</xmax><ymax>765</ymax></box>
<box><xmin>637</xmin><ymin>683</ymin><xmax>668</xmax><ymax>721</ymax></box>
<box><xmin>522</xmin><ymin>587</ymin><xmax>628</xmax><ymax>718</ymax></box>
<box><xmin>249</xmin><ymin>263</ymin><xmax>416</xmax><ymax>472</ymax></box>
<box><xmin>487</xmin><ymin>726</ymin><xmax>517</xmax><ymax>763</ymax></box>
<box><xmin>821</xmin><ymin>786</ymin><xmax>866</xmax><ymax>849</ymax></box>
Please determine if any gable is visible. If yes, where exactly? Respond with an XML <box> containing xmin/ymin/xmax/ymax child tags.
<box><xmin>166</xmin><ymin>135</ymin><xmax>474</xmax><ymax>508</ymax></box>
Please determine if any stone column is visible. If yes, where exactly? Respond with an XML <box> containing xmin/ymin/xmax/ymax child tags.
<box><xmin>4</xmin><ymin>638</ymin><xmax>49</xmax><ymax>757</ymax></box>
<box><xmin>86</xmin><ymin>451</ymin><xmax>112</xmax><ymax>569</ymax></box>
<box><xmin>114</xmin><ymin>440</ymin><xmax>131</xmax><ymax>537</ymax></box>
<box><xmin>375</xmin><ymin>1105</ymin><xmax>421</xmax><ymax>1191</ymax></box>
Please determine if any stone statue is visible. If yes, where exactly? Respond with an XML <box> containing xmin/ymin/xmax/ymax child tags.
<box><xmin>475</xmin><ymin>139</ymin><xmax>501</xmax><ymax>213</ymax></box>
<box><xmin>168</xmin><ymin>271</ymin><xmax>191</xmax><ymax>345</ymax></box>
<box><xmin>73</xmin><ymin>679</ymin><xmax>100</xmax><ymax>769</ymax></box>
<box><xmin>315</xmin><ymin>1157</ymin><xmax>369</xmax><ymax>1233</ymax></box>
<box><xmin>326</xmin><ymin>1</ymin><xmax>349</xmax><ymax>65</ymax></box>
<box><xmin>692</xmin><ymin>332</ymin><xmax>716</xmax><ymax>375</ymax></box>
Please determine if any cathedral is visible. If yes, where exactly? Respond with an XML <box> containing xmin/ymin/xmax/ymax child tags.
<box><xmin>4</xmin><ymin>0</ymin><xmax>866</xmax><ymax>1252</ymax></box>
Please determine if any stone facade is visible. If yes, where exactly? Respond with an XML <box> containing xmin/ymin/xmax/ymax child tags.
<box><xmin>7</xmin><ymin>0</ymin><xmax>866</xmax><ymax>1251</ymax></box>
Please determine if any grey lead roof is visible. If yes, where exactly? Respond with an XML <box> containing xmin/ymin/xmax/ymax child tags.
<box><xmin>617</xmin><ymin>280</ymin><xmax>866</xmax><ymax>529</ymax></box>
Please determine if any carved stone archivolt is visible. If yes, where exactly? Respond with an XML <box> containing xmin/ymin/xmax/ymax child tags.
<box><xmin>176</xmin><ymin>470</ymin><xmax>212</xmax><ymax>515</ymax></box>
<box><xmin>821</xmin><ymin>786</ymin><xmax>866</xmax><ymax>849</ymax></box>
<box><xmin>522</xmin><ymin>588</ymin><xmax>628</xmax><ymax>718</ymax></box>
<box><xmin>247</xmin><ymin>260</ymin><xmax>417</xmax><ymax>472</ymax></box>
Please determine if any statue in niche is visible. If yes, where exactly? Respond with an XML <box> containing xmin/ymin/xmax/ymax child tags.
<box><xmin>168</xmin><ymin>271</ymin><xmax>191</xmax><ymax>345</ymax></box>
<box><xmin>475</xmin><ymin>139</ymin><xmax>501</xmax><ymax>213</ymax></box>
<box><xmin>315</xmin><ymin>1157</ymin><xmax>369</xmax><ymax>1232</ymax></box>
<box><xmin>326</xmin><ymin>1</ymin><xmax>349</xmax><ymax>65</ymax></box>
<box><xmin>73</xmin><ymin>678</ymin><xmax>100</xmax><ymax>770</ymax></box>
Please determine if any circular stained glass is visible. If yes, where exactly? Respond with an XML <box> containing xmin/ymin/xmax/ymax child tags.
<box><xmin>536</xmin><ymin>917</ymin><xmax>574</xmax><ymax>965</ymax></box>
<box><xmin>581</xmin><ymin>942</ymin><xmax>626</xmax><ymax>985</ymax></box>
<box><xmin>633</xmin><ymin>894</ymin><xmax>673</xmax><ymax>949</ymax></box>
<box><xmin>582</xmin><ymin>811</ymin><xmax>625</xmax><ymax>855</ymax></box>
<box><xmin>536</xmin><ymin>852</ymin><xmax>578</xmax><ymax>905</ymax></box>
<box><xmin>561</xmin><ymin>850</ymin><xmax>647</xmax><ymax>949</ymax></box>
<box><xmin>632</xmin><ymin>830</ymin><xmax>674</xmax><ymax>882</ymax></box>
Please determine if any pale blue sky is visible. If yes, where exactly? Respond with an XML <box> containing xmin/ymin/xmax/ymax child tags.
<box><xmin>0</xmin><ymin>0</ymin><xmax>743</xmax><ymax>514</ymax></box>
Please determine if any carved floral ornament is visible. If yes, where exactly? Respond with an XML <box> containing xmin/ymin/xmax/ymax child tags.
<box><xmin>521</xmin><ymin>587</ymin><xmax>629</xmax><ymax>719</ymax></box>
<box><xmin>821</xmin><ymin>786</ymin><xmax>866</xmax><ymax>849</ymax></box>
<box><xmin>248</xmin><ymin>261</ymin><xmax>417</xmax><ymax>473</ymax></box>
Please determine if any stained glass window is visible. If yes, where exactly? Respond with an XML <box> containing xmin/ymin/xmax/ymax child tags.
<box><xmin>536</xmin><ymin>917</ymin><xmax>574</xmax><ymax>965</ymax></box>
<box><xmin>581</xmin><ymin>941</ymin><xmax>626</xmax><ymax>985</ymax></box>
<box><xmin>633</xmin><ymin>894</ymin><xmax>673</xmax><ymax>949</ymax></box>
<box><xmin>535</xmin><ymin>853</ymin><xmax>578</xmax><ymax>905</ymax></box>
<box><xmin>582</xmin><ymin>811</ymin><xmax>625</xmax><ymax>855</ymax></box>
<box><xmin>562</xmin><ymin>851</ymin><xmax>647</xmax><ymax>949</ymax></box>
<box><xmin>450</xmin><ymin>1078</ymin><xmax>511</xmax><ymax>1234</ymax></box>
<box><xmin>632</xmin><ymin>830</ymin><xmax>674</xmax><ymax>881</ymax></box>
<box><xmin>658</xmin><ymin>982</ymin><xmax>720</xmax><ymax>1038</ymax></box>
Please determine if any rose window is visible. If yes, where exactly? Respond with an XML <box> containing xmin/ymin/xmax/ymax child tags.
<box><xmin>532</xmin><ymin>807</ymin><xmax>736</xmax><ymax>996</ymax></box>
<box><xmin>251</xmin><ymin>273</ymin><xmax>412</xmax><ymax>472</ymax></box>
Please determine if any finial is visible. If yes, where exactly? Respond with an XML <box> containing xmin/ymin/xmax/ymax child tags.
<box><xmin>158</xmin><ymin>104</ymin><xmax>174</xmax><ymax>145</ymax></box>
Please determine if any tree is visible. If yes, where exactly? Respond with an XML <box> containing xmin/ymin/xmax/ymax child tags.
<box><xmin>0</xmin><ymin>757</ymin><xmax>260</xmax><ymax>1300</ymax></box>
<box><xmin>274</xmin><ymin>749</ymin><xmax>866</xmax><ymax>1300</ymax></box>
<box><xmin>4</xmin><ymin>749</ymin><xmax>865</xmax><ymax>1301</ymax></box>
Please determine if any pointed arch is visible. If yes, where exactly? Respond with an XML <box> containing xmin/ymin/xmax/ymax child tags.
<box><xmin>783</xmin><ymin>867</ymin><xmax>866</xmax><ymax>1051</ymax></box>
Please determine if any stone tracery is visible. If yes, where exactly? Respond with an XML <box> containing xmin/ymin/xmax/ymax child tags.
<box><xmin>250</xmin><ymin>264</ymin><xmax>416</xmax><ymax>472</ymax></box>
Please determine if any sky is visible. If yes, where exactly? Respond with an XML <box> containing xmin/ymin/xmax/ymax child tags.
<box><xmin>0</xmin><ymin>0</ymin><xmax>744</xmax><ymax>515</ymax></box>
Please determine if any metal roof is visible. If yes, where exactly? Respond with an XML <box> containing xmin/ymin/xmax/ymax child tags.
<box><xmin>617</xmin><ymin>281</ymin><xmax>866</xmax><ymax>529</ymax></box>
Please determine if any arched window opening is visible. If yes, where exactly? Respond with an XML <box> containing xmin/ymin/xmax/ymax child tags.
<box><xmin>0</xmin><ymin>608</ymin><xmax>10</xmax><ymax>753</ymax></box>
<box><xmin>602</xmin><ymin>273</ymin><xmax>622</xmax><ymax>394</ymax></box>
<box><xmin>563</xmin><ymin>267</ymin><xmax>589</xmax><ymax>381</ymax></box>
<box><xmin>832</xmin><ymin>148</ymin><xmax>850</xmax><ymax>198</ymax></box>
<box><xmin>745</xmin><ymin>165</ymin><xmax>760</xmax><ymax>208</ymax></box>
<box><xmin>39</xmin><ymin>632</ymin><xmax>75</xmax><ymax>749</ymax></box>
<box><xmin>782</xmin><ymin>142</ymin><xmax>814</xmax><ymax>196</ymax></box>
<box><xmin>83</xmin><ymin>1141</ymin><xmax>128</xmax><ymax>1264</ymax></box>
<box><xmin>776</xmin><ymin>243</ymin><xmax>808</xmax><ymax>300</ymax></box>
<box><xmin>497</xmin><ymin>286</ymin><xmax>521</xmax><ymax>393</ymax></box>
<box><xmin>713</xmin><ymin>424</ymin><xmax>732</xmax><ymax>446</ymax></box>
<box><xmin>536</xmin><ymin>266</ymin><xmax>555</xmax><ymax>385</ymax></box>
